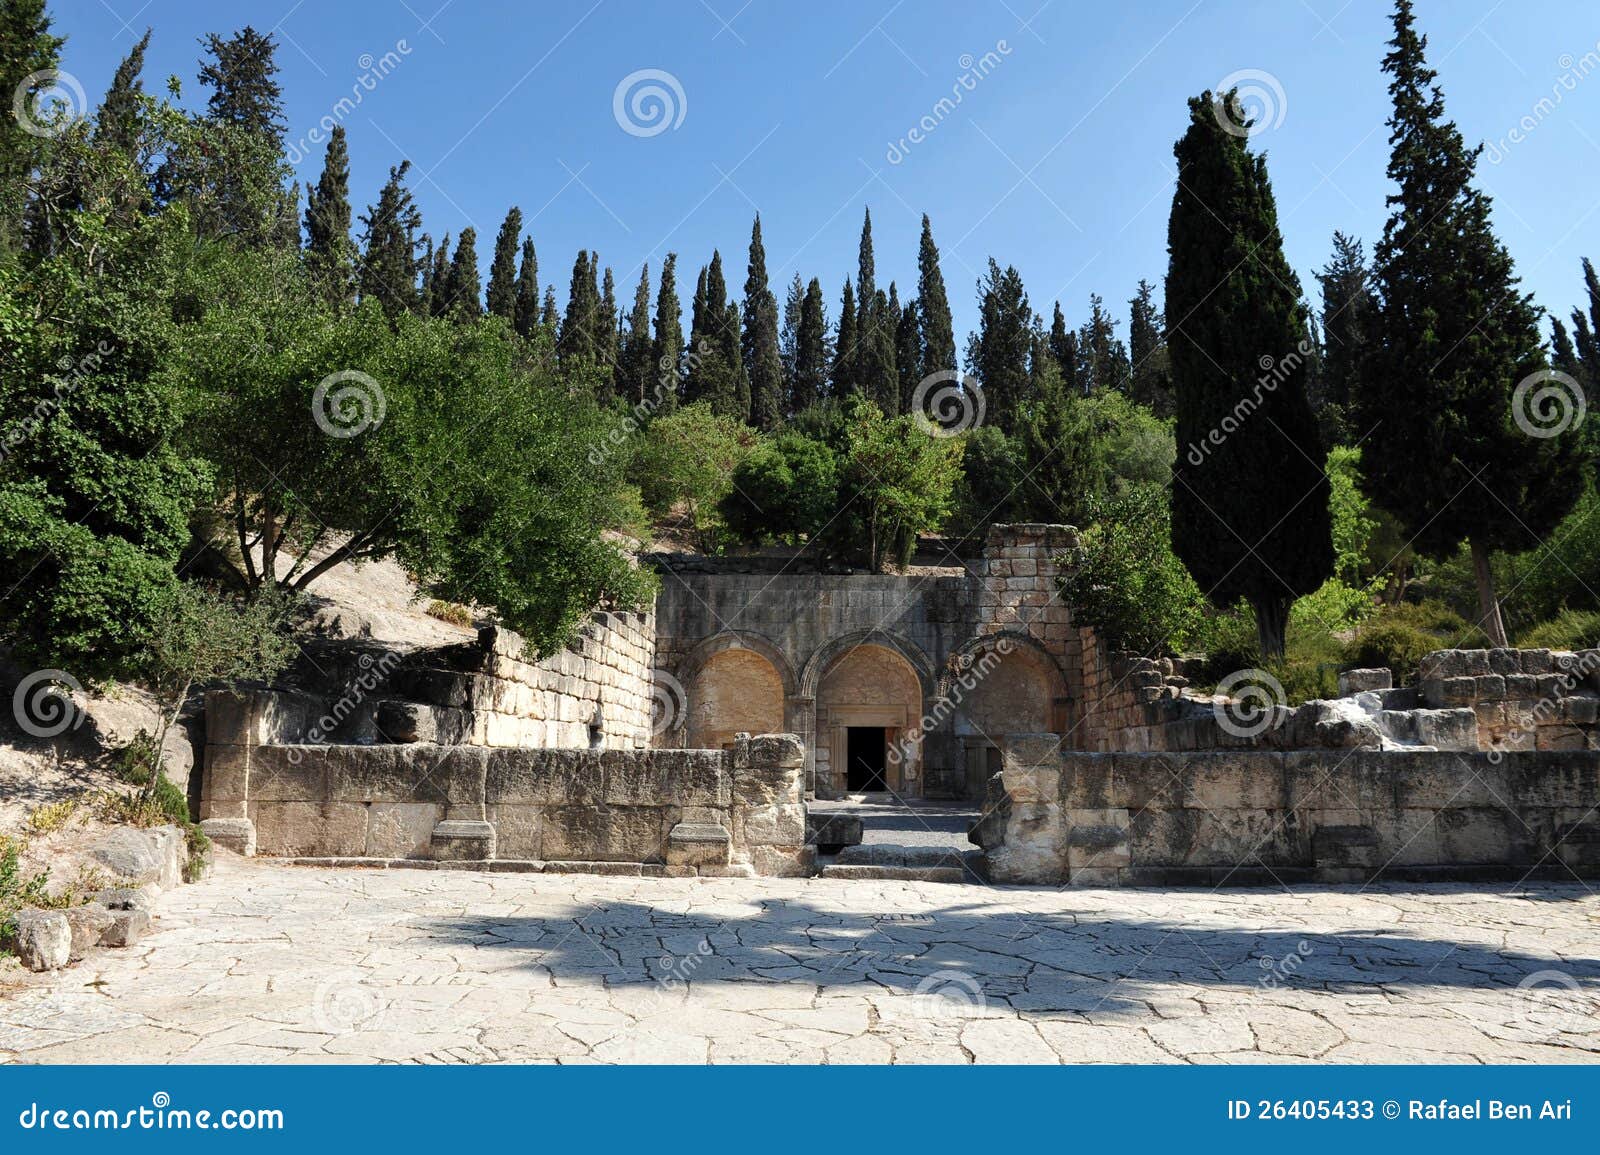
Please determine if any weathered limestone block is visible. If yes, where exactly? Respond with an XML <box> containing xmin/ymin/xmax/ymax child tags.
<box><xmin>199</xmin><ymin>817</ymin><xmax>257</xmax><ymax>857</ymax></box>
<box><xmin>13</xmin><ymin>910</ymin><xmax>71</xmax><ymax>971</ymax></box>
<box><xmin>90</xmin><ymin>825</ymin><xmax>184</xmax><ymax>890</ymax></box>
<box><xmin>366</xmin><ymin>803</ymin><xmax>438</xmax><ymax>858</ymax></box>
<box><xmin>101</xmin><ymin>907</ymin><xmax>151</xmax><ymax>948</ymax></box>
<box><xmin>250</xmin><ymin>801</ymin><xmax>369</xmax><ymax>857</ymax></box>
<box><xmin>1337</xmin><ymin>668</ymin><xmax>1393</xmax><ymax>697</ymax></box>
<box><xmin>541</xmin><ymin>806</ymin><xmax>670</xmax><ymax>862</ymax></box>
<box><xmin>486</xmin><ymin>804</ymin><xmax>540</xmax><ymax>859</ymax></box>
<box><xmin>738</xmin><ymin>803</ymin><xmax>806</xmax><ymax>846</ymax></box>
<box><xmin>665</xmin><ymin>822</ymin><xmax>732</xmax><ymax>867</ymax></box>
<box><xmin>976</xmin><ymin>801</ymin><xmax>1066</xmax><ymax>885</ymax></box>
<box><xmin>748</xmin><ymin>845</ymin><xmax>816</xmax><ymax>877</ymax></box>
<box><xmin>62</xmin><ymin>905</ymin><xmax>114</xmax><ymax>961</ymax></box>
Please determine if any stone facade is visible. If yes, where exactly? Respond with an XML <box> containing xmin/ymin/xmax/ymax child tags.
<box><xmin>1418</xmin><ymin>647</ymin><xmax>1600</xmax><ymax>753</ymax></box>
<box><xmin>971</xmin><ymin>737</ymin><xmax>1600</xmax><ymax>886</ymax></box>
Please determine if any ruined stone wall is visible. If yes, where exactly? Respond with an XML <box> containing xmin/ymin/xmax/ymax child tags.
<box><xmin>971</xmin><ymin>738</ymin><xmax>1600</xmax><ymax>886</ymax></box>
<box><xmin>1418</xmin><ymin>648</ymin><xmax>1600</xmax><ymax>753</ymax></box>
<box><xmin>199</xmin><ymin>708</ymin><xmax>807</xmax><ymax>877</ymax></box>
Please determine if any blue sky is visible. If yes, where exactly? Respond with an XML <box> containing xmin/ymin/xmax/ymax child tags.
<box><xmin>50</xmin><ymin>0</ymin><xmax>1600</xmax><ymax>343</ymax></box>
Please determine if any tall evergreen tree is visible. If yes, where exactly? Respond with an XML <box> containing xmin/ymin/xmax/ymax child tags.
<box><xmin>198</xmin><ymin>26</ymin><xmax>286</xmax><ymax>150</ymax></box>
<box><xmin>1077</xmin><ymin>293</ymin><xmax>1131</xmax><ymax>394</ymax></box>
<box><xmin>743</xmin><ymin>216</ymin><xmax>785</xmax><ymax>429</ymax></box>
<box><xmin>684</xmin><ymin>252</ymin><xmax>742</xmax><ymax>416</ymax></box>
<box><xmin>780</xmin><ymin>273</ymin><xmax>805</xmax><ymax>392</ymax></box>
<box><xmin>1127</xmin><ymin>279</ymin><xmax>1171</xmax><ymax>415</ymax></box>
<box><xmin>0</xmin><ymin>0</ymin><xmax>63</xmax><ymax>249</ymax></box>
<box><xmin>862</xmin><ymin>288</ymin><xmax>899</xmax><ymax>414</ymax></box>
<box><xmin>1167</xmin><ymin>91</ymin><xmax>1333</xmax><ymax>660</ymax></box>
<box><xmin>1550</xmin><ymin>318</ymin><xmax>1584</xmax><ymax>386</ymax></box>
<box><xmin>95</xmin><ymin>28</ymin><xmax>151</xmax><ymax>157</ymax></box>
<box><xmin>1358</xmin><ymin>0</ymin><xmax>1585</xmax><ymax>646</ymax></box>
<box><xmin>541</xmin><ymin>286</ymin><xmax>559</xmax><ymax>331</ymax></box>
<box><xmin>651</xmin><ymin>253</ymin><xmax>683</xmax><ymax>414</ymax></box>
<box><xmin>357</xmin><ymin>160</ymin><xmax>423</xmax><ymax>317</ymax></box>
<box><xmin>832</xmin><ymin>278</ymin><xmax>858</xmax><ymax>395</ymax></box>
<box><xmin>618</xmin><ymin>263</ymin><xmax>655</xmax><ymax>407</ymax></box>
<box><xmin>896</xmin><ymin>294</ymin><xmax>922</xmax><ymax>414</ymax></box>
<box><xmin>513</xmin><ymin>237</ymin><xmax>539</xmax><ymax>339</ymax></box>
<box><xmin>1048</xmin><ymin>302</ymin><xmax>1082</xmax><ymax>395</ymax></box>
<box><xmin>1572</xmin><ymin>257</ymin><xmax>1600</xmax><ymax>386</ymax></box>
<box><xmin>1313</xmin><ymin>230</ymin><xmax>1373</xmax><ymax>442</ymax></box>
<box><xmin>304</xmin><ymin>125</ymin><xmax>355</xmax><ymax>310</ymax></box>
<box><xmin>443</xmin><ymin>225</ymin><xmax>481</xmax><ymax>320</ymax></box>
<box><xmin>965</xmin><ymin>260</ymin><xmax>1033</xmax><ymax>433</ymax></box>
<box><xmin>600</xmin><ymin>263</ymin><xmax>620</xmax><ymax>375</ymax></box>
<box><xmin>485</xmin><ymin>206</ymin><xmax>523</xmax><ymax>322</ymax></box>
<box><xmin>916</xmin><ymin>215</ymin><xmax>957</xmax><ymax>384</ymax></box>
<box><xmin>793</xmin><ymin>277</ymin><xmax>830</xmax><ymax>415</ymax></box>
<box><xmin>560</xmin><ymin>249</ymin><xmax>597</xmax><ymax>367</ymax></box>
<box><xmin>425</xmin><ymin>233</ymin><xmax>451</xmax><ymax>316</ymax></box>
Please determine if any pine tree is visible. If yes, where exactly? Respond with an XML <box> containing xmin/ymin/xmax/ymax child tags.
<box><xmin>1359</xmin><ymin>0</ymin><xmax>1585</xmax><ymax>646</ymax></box>
<box><xmin>540</xmin><ymin>286</ymin><xmax>559</xmax><ymax>331</ymax></box>
<box><xmin>600</xmin><ymin>263</ymin><xmax>620</xmax><ymax>374</ymax></box>
<box><xmin>965</xmin><ymin>260</ymin><xmax>1032</xmax><ymax>433</ymax></box>
<box><xmin>1078</xmin><ymin>293</ymin><xmax>1131</xmax><ymax>394</ymax></box>
<box><xmin>619</xmin><ymin>263</ymin><xmax>655</xmax><ymax>407</ymax></box>
<box><xmin>1127</xmin><ymin>280</ymin><xmax>1171</xmax><ymax>415</ymax></box>
<box><xmin>513</xmin><ymin>237</ymin><xmax>539</xmax><ymax>339</ymax></box>
<box><xmin>198</xmin><ymin>26</ymin><xmax>287</xmax><ymax>150</ymax></box>
<box><xmin>793</xmin><ymin>277</ymin><xmax>830</xmax><ymax>415</ymax></box>
<box><xmin>916</xmin><ymin>215</ymin><xmax>957</xmax><ymax>385</ymax></box>
<box><xmin>444</xmin><ymin>226</ymin><xmax>481</xmax><ymax>320</ymax></box>
<box><xmin>485</xmin><ymin>206</ymin><xmax>523</xmax><ymax>323</ymax></box>
<box><xmin>651</xmin><ymin>253</ymin><xmax>683</xmax><ymax>414</ymax></box>
<box><xmin>832</xmin><ymin>279</ymin><xmax>858</xmax><ymax>395</ymax></box>
<box><xmin>1167</xmin><ymin>91</ymin><xmax>1333</xmax><ymax>660</ymax></box>
<box><xmin>560</xmin><ymin>249</ymin><xmax>596</xmax><ymax>367</ymax></box>
<box><xmin>96</xmin><ymin>28</ymin><xmax>150</xmax><ymax>157</ymax></box>
<box><xmin>357</xmin><ymin>161</ymin><xmax>423</xmax><ymax>317</ymax></box>
<box><xmin>1313</xmin><ymin>230</ymin><xmax>1373</xmax><ymax>442</ymax></box>
<box><xmin>742</xmin><ymin>216</ymin><xmax>784</xmax><ymax>429</ymax></box>
<box><xmin>1048</xmin><ymin>302</ymin><xmax>1082</xmax><ymax>395</ymax></box>
<box><xmin>304</xmin><ymin>125</ymin><xmax>355</xmax><ymax>310</ymax></box>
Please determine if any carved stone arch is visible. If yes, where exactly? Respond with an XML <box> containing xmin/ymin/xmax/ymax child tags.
<box><xmin>676</xmin><ymin>630</ymin><xmax>797</xmax><ymax>698</ymax></box>
<box><xmin>944</xmin><ymin>628</ymin><xmax>1069</xmax><ymax>695</ymax></box>
<box><xmin>798</xmin><ymin>629</ymin><xmax>937</xmax><ymax>700</ymax></box>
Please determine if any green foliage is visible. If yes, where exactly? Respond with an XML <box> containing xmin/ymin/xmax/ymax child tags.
<box><xmin>1059</xmin><ymin>483</ymin><xmax>1207</xmax><ymax>653</ymax></box>
<box><xmin>828</xmin><ymin>398</ymin><xmax>963</xmax><ymax>571</ymax></box>
<box><xmin>1518</xmin><ymin>609</ymin><xmax>1600</xmax><ymax>651</ymax></box>
<box><xmin>0</xmin><ymin>834</ymin><xmax>53</xmax><ymax>948</ymax></box>
<box><xmin>1346</xmin><ymin>601</ymin><xmax>1488</xmax><ymax>683</ymax></box>
<box><xmin>964</xmin><ymin>259</ymin><xmax>1033</xmax><ymax>433</ymax></box>
<box><xmin>948</xmin><ymin>425</ymin><xmax>1027</xmax><ymax>540</ymax></box>
<box><xmin>722</xmin><ymin>433</ymin><xmax>840</xmax><ymax>546</ymax></box>
<box><xmin>632</xmin><ymin>403</ymin><xmax>757</xmax><ymax>552</ymax></box>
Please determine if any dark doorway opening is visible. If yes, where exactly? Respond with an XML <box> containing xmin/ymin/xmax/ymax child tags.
<box><xmin>846</xmin><ymin>726</ymin><xmax>888</xmax><ymax>791</ymax></box>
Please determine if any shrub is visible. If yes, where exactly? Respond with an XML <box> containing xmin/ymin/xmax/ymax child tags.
<box><xmin>1518</xmin><ymin>609</ymin><xmax>1600</xmax><ymax>651</ymax></box>
<box><xmin>1344</xmin><ymin>601</ymin><xmax>1489</xmax><ymax>683</ymax></box>
<box><xmin>426</xmin><ymin>600</ymin><xmax>474</xmax><ymax>627</ymax></box>
<box><xmin>722</xmin><ymin>433</ymin><xmax>840</xmax><ymax>546</ymax></box>
<box><xmin>631</xmin><ymin>403</ymin><xmax>757</xmax><ymax>552</ymax></box>
<box><xmin>24</xmin><ymin>800</ymin><xmax>80</xmax><ymax>836</ymax></box>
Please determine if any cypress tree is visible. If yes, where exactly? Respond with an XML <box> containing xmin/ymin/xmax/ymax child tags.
<box><xmin>1572</xmin><ymin>257</ymin><xmax>1600</xmax><ymax>385</ymax></box>
<box><xmin>793</xmin><ymin>277</ymin><xmax>830</xmax><ymax>415</ymax></box>
<box><xmin>896</xmin><ymin>294</ymin><xmax>922</xmax><ymax>414</ymax></box>
<box><xmin>1048</xmin><ymin>302</ymin><xmax>1082</xmax><ymax>395</ymax></box>
<box><xmin>916</xmin><ymin>215</ymin><xmax>957</xmax><ymax>384</ymax></box>
<box><xmin>1167</xmin><ymin>91</ymin><xmax>1332</xmax><ymax>660</ymax></box>
<box><xmin>485</xmin><ymin>206</ymin><xmax>522</xmax><ymax>323</ymax></box>
<box><xmin>198</xmin><ymin>26</ymin><xmax>286</xmax><ymax>150</ymax></box>
<box><xmin>966</xmin><ymin>259</ymin><xmax>1033</xmax><ymax>434</ymax></box>
<box><xmin>513</xmin><ymin>237</ymin><xmax>539</xmax><ymax>339</ymax></box>
<box><xmin>620</xmin><ymin>264</ymin><xmax>655</xmax><ymax>407</ymax></box>
<box><xmin>1078</xmin><ymin>293</ymin><xmax>1131</xmax><ymax>394</ymax></box>
<box><xmin>651</xmin><ymin>253</ymin><xmax>683</xmax><ymax>414</ymax></box>
<box><xmin>1359</xmin><ymin>0</ymin><xmax>1585</xmax><ymax>646</ymax></box>
<box><xmin>357</xmin><ymin>161</ymin><xmax>423</xmax><ymax>317</ymax></box>
<box><xmin>863</xmin><ymin>288</ymin><xmax>899</xmax><ymax>414</ymax></box>
<box><xmin>96</xmin><ymin>28</ymin><xmax>150</xmax><ymax>157</ymax></box>
<box><xmin>560</xmin><ymin>250</ymin><xmax>596</xmax><ymax>367</ymax></box>
<box><xmin>1313</xmin><ymin>230</ymin><xmax>1373</xmax><ymax>442</ymax></box>
<box><xmin>781</xmin><ymin>273</ymin><xmax>805</xmax><ymax>390</ymax></box>
<box><xmin>743</xmin><ymin>216</ymin><xmax>785</xmax><ymax>429</ymax></box>
<box><xmin>832</xmin><ymin>279</ymin><xmax>858</xmax><ymax>395</ymax></box>
<box><xmin>426</xmin><ymin>233</ymin><xmax>452</xmax><ymax>316</ymax></box>
<box><xmin>727</xmin><ymin>297</ymin><xmax>751</xmax><ymax>421</ymax></box>
<box><xmin>444</xmin><ymin>226</ymin><xmax>480</xmax><ymax>319</ymax></box>
<box><xmin>540</xmin><ymin>286</ymin><xmax>559</xmax><ymax>331</ymax></box>
<box><xmin>304</xmin><ymin>125</ymin><xmax>355</xmax><ymax>310</ymax></box>
<box><xmin>0</xmin><ymin>0</ymin><xmax>63</xmax><ymax>249</ymax></box>
<box><xmin>684</xmin><ymin>253</ymin><xmax>741</xmax><ymax>415</ymax></box>
<box><xmin>1128</xmin><ymin>280</ymin><xmax>1171</xmax><ymax>416</ymax></box>
<box><xmin>1550</xmin><ymin>318</ymin><xmax>1583</xmax><ymax>385</ymax></box>
<box><xmin>600</xmin><ymin>264</ymin><xmax>621</xmax><ymax>382</ymax></box>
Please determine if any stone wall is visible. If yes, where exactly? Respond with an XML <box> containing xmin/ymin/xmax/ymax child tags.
<box><xmin>1418</xmin><ymin>648</ymin><xmax>1600</xmax><ymax>753</ymax></box>
<box><xmin>971</xmin><ymin>736</ymin><xmax>1600</xmax><ymax>886</ymax></box>
<box><xmin>199</xmin><ymin>708</ymin><xmax>808</xmax><ymax>877</ymax></box>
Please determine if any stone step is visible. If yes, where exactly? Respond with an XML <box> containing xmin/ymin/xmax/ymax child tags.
<box><xmin>816</xmin><ymin>863</ymin><xmax>973</xmax><ymax>884</ymax></box>
<box><xmin>834</xmin><ymin>843</ymin><xmax>965</xmax><ymax>869</ymax></box>
<box><xmin>805</xmin><ymin>811</ymin><xmax>864</xmax><ymax>849</ymax></box>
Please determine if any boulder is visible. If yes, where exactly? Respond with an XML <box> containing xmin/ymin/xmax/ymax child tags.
<box><xmin>100</xmin><ymin>908</ymin><xmax>151</xmax><ymax>948</ymax></box>
<box><xmin>89</xmin><ymin>825</ymin><xmax>184</xmax><ymax>889</ymax></box>
<box><xmin>12</xmin><ymin>909</ymin><xmax>71</xmax><ymax>972</ymax></box>
<box><xmin>62</xmin><ymin>904</ymin><xmax>115</xmax><ymax>961</ymax></box>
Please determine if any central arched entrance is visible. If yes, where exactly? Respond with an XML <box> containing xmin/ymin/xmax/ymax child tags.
<box><xmin>814</xmin><ymin>642</ymin><xmax>924</xmax><ymax>796</ymax></box>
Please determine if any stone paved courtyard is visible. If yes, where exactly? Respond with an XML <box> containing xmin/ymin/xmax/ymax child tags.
<box><xmin>2</xmin><ymin>858</ymin><xmax>1598</xmax><ymax>1064</ymax></box>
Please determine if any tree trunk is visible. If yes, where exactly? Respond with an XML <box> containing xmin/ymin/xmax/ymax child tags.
<box><xmin>1253</xmin><ymin>595</ymin><xmax>1290</xmax><ymax>663</ymax></box>
<box><xmin>1470</xmin><ymin>537</ymin><xmax>1509</xmax><ymax>647</ymax></box>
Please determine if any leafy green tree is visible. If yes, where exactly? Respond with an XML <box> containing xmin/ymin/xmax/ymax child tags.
<box><xmin>651</xmin><ymin>253</ymin><xmax>683</xmax><ymax>415</ymax></box>
<box><xmin>357</xmin><ymin>161</ymin><xmax>422</xmax><ymax>317</ymax></box>
<box><xmin>304</xmin><ymin>125</ymin><xmax>355</xmax><ymax>310</ymax></box>
<box><xmin>1166</xmin><ymin>91</ymin><xmax>1333</xmax><ymax>660</ymax></box>
<box><xmin>742</xmin><ymin>216</ymin><xmax>784</xmax><ymax>429</ymax></box>
<box><xmin>949</xmin><ymin>425</ymin><xmax>1025</xmax><ymax>538</ymax></box>
<box><xmin>631</xmin><ymin>402</ymin><xmax>756</xmax><ymax>551</ymax></box>
<box><xmin>792</xmin><ymin>277</ymin><xmax>830</xmax><ymax>414</ymax></box>
<box><xmin>485</xmin><ymin>206</ymin><xmax>522</xmax><ymax>323</ymax></box>
<box><xmin>1358</xmin><ymin>0</ymin><xmax>1586</xmax><ymax>646</ymax></box>
<box><xmin>723</xmin><ymin>433</ymin><xmax>840</xmax><ymax>545</ymax></box>
<box><xmin>513</xmin><ymin>237</ymin><xmax>539</xmax><ymax>340</ymax></box>
<box><xmin>916</xmin><ymin>215</ymin><xmax>956</xmax><ymax>383</ymax></box>
<box><xmin>829</xmin><ymin>398</ymin><xmax>962</xmax><ymax>572</ymax></box>
<box><xmin>965</xmin><ymin>259</ymin><xmax>1032</xmax><ymax>433</ymax></box>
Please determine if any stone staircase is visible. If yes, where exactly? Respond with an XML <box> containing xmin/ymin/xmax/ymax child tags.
<box><xmin>806</xmin><ymin>799</ymin><xmax>984</xmax><ymax>883</ymax></box>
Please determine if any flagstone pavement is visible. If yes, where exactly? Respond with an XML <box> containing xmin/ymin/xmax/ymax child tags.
<box><xmin>2</xmin><ymin>857</ymin><xmax>1598</xmax><ymax>1064</ymax></box>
